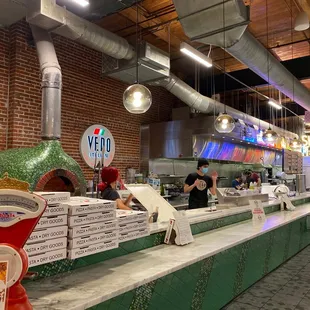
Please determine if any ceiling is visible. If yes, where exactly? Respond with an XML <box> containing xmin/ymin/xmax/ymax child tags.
<box><xmin>1</xmin><ymin>0</ymin><xmax>310</xmax><ymax>116</ymax></box>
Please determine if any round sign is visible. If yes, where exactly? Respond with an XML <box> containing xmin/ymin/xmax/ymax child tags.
<box><xmin>80</xmin><ymin>124</ymin><xmax>115</xmax><ymax>169</ymax></box>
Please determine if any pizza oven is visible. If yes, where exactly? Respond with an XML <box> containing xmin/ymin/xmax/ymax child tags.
<box><xmin>0</xmin><ymin>26</ymin><xmax>86</xmax><ymax>195</ymax></box>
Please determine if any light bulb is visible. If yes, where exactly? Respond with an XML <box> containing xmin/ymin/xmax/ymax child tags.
<box><xmin>133</xmin><ymin>91</ymin><xmax>143</xmax><ymax>107</ymax></box>
<box><xmin>214</xmin><ymin>113</ymin><xmax>235</xmax><ymax>133</ymax></box>
<box><xmin>222</xmin><ymin>118</ymin><xmax>229</xmax><ymax>124</ymax></box>
<box><xmin>221</xmin><ymin>123</ymin><xmax>228</xmax><ymax>130</ymax></box>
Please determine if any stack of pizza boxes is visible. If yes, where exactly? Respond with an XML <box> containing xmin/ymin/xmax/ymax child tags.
<box><xmin>26</xmin><ymin>192</ymin><xmax>70</xmax><ymax>267</ymax></box>
<box><xmin>63</xmin><ymin>197</ymin><xmax>119</xmax><ymax>259</ymax></box>
<box><xmin>116</xmin><ymin>210</ymin><xmax>150</xmax><ymax>243</ymax></box>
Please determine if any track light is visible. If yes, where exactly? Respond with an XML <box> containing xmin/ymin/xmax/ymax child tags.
<box><xmin>72</xmin><ymin>0</ymin><xmax>89</xmax><ymax>7</ymax></box>
<box><xmin>268</xmin><ymin>98</ymin><xmax>282</xmax><ymax>110</ymax></box>
<box><xmin>294</xmin><ymin>11</ymin><xmax>309</xmax><ymax>31</ymax></box>
<box><xmin>180</xmin><ymin>42</ymin><xmax>212</xmax><ymax>68</ymax></box>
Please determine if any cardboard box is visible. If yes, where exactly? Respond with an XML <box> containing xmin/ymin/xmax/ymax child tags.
<box><xmin>27</xmin><ymin>226</ymin><xmax>68</xmax><ymax>243</ymax></box>
<box><xmin>119</xmin><ymin>228</ymin><xmax>150</xmax><ymax>243</ymax></box>
<box><xmin>28</xmin><ymin>248</ymin><xmax>67</xmax><ymax>267</ymax></box>
<box><xmin>35</xmin><ymin>214</ymin><xmax>67</xmax><ymax>229</ymax></box>
<box><xmin>24</xmin><ymin>237</ymin><xmax>67</xmax><ymax>255</ymax></box>
<box><xmin>68</xmin><ymin>220</ymin><xmax>118</xmax><ymax>238</ymax></box>
<box><xmin>118</xmin><ymin>221</ymin><xmax>149</xmax><ymax>234</ymax></box>
<box><xmin>68</xmin><ymin>211</ymin><xmax>116</xmax><ymax>227</ymax></box>
<box><xmin>67</xmin><ymin>230</ymin><xmax>118</xmax><ymax>249</ymax></box>
<box><xmin>64</xmin><ymin>198</ymin><xmax>116</xmax><ymax>215</ymax></box>
<box><xmin>116</xmin><ymin>210</ymin><xmax>148</xmax><ymax>224</ymax></box>
<box><xmin>42</xmin><ymin>204</ymin><xmax>68</xmax><ymax>217</ymax></box>
<box><xmin>67</xmin><ymin>240</ymin><xmax>119</xmax><ymax>259</ymax></box>
<box><xmin>34</xmin><ymin>192</ymin><xmax>70</xmax><ymax>205</ymax></box>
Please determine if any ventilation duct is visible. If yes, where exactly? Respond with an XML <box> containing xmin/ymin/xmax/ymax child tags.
<box><xmin>26</xmin><ymin>0</ymin><xmax>297</xmax><ymax>140</ymax></box>
<box><xmin>173</xmin><ymin>0</ymin><xmax>310</xmax><ymax>111</ymax></box>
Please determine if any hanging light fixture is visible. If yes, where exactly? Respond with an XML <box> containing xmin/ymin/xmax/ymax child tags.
<box><xmin>294</xmin><ymin>11</ymin><xmax>309</xmax><ymax>31</ymax></box>
<box><xmin>214</xmin><ymin>113</ymin><xmax>235</xmax><ymax>133</ymax></box>
<box><xmin>262</xmin><ymin>127</ymin><xmax>278</xmax><ymax>143</ymax></box>
<box><xmin>214</xmin><ymin>1</ymin><xmax>235</xmax><ymax>134</ymax></box>
<box><xmin>290</xmin><ymin>137</ymin><xmax>302</xmax><ymax>149</ymax></box>
<box><xmin>123</xmin><ymin>0</ymin><xmax>152</xmax><ymax>114</ymax></box>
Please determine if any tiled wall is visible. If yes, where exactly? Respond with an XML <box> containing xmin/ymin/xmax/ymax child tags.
<box><xmin>27</xmin><ymin>198</ymin><xmax>310</xmax><ymax>280</ymax></box>
<box><xmin>89</xmin><ymin>215</ymin><xmax>310</xmax><ymax>310</ymax></box>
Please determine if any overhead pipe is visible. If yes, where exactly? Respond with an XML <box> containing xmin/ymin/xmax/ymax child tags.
<box><xmin>27</xmin><ymin>0</ymin><xmax>297</xmax><ymax>139</ymax></box>
<box><xmin>31</xmin><ymin>25</ymin><xmax>62</xmax><ymax>139</ymax></box>
<box><xmin>173</xmin><ymin>0</ymin><xmax>310</xmax><ymax>111</ymax></box>
<box><xmin>26</xmin><ymin>0</ymin><xmax>135</xmax><ymax>60</ymax></box>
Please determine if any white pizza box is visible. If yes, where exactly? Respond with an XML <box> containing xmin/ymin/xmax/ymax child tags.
<box><xmin>68</xmin><ymin>220</ymin><xmax>118</xmax><ymax>238</ymax></box>
<box><xmin>68</xmin><ymin>211</ymin><xmax>116</xmax><ymax>227</ymax></box>
<box><xmin>67</xmin><ymin>239</ymin><xmax>119</xmax><ymax>259</ymax></box>
<box><xmin>42</xmin><ymin>204</ymin><xmax>68</xmax><ymax>217</ymax></box>
<box><xmin>28</xmin><ymin>248</ymin><xmax>67</xmax><ymax>267</ymax></box>
<box><xmin>35</xmin><ymin>214</ymin><xmax>67</xmax><ymax>229</ymax></box>
<box><xmin>116</xmin><ymin>210</ymin><xmax>149</xmax><ymax>225</ymax></box>
<box><xmin>68</xmin><ymin>230</ymin><xmax>119</xmax><ymax>249</ymax></box>
<box><xmin>34</xmin><ymin>192</ymin><xmax>70</xmax><ymax>205</ymax></box>
<box><xmin>119</xmin><ymin>228</ymin><xmax>150</xmax><ymax>243</ymax></box>
<box><xmin>24</xmin><ymin>237</ymin><xmax>67</xmax><ymax>256</ymax></box>
<box><xmin>118</xmin><ymin>221</ymin><xmax>149</xmax><ymax>234</ymax></box>
<box><xmin>63</xmin><ymin>197</ymin><xmax>116</xmax><ymax>216</ymax></box>
<box><xmin>27</xmin><ymin>226</ymin><xmax>68</xmax><ymax>243</ymax></box>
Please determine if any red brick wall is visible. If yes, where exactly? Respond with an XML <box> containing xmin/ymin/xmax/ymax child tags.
<box><xmin>4</xmin><ymin>21</ymin><xmax>181</xmax><ymax>180</ymax></box>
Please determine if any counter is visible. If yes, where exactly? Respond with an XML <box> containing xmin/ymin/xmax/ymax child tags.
<box><xmin>25</xmin><ymin>193</ymin><xmax>310</xmax><ymax>310</ymax></box>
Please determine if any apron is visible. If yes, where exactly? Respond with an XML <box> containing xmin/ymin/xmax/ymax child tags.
<box><xmin>188</xmin><ymin>197</ymin><xmax>208</xmax><ymax>209</ymax></box>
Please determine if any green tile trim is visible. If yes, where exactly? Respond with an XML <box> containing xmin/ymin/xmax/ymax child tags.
<box><xmin>263</xmin><ymin>230</ymin><xmax>275</xmax><ymax>276</ymax></box>
<box><xmin>129</xmin><ymin>281</ymin><xmax>157</xmax><ymax>310</ymax></box>
<box><xmin>283</xmin><ymin>222</ymin><xmax>293</xmax><ymax>261</ymax></box>
<box><xmin>233</xmin><ymin>240</ymin><xmax>251</xmax><ymax>296</ymax></box>
<box><xmin>190</xmin><ymin>256</ymin><xmax>214</xmax><ymax>310</ymax></box>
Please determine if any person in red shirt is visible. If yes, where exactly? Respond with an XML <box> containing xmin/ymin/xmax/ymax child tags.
<box><xmin>245</xmin><ymin>170</ymin><xmax>261</xmax><ymax>188</ymax></box>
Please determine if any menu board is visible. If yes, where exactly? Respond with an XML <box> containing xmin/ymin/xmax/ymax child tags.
<box><xmin>282</xmin><ymin>149</ymin><xmax>303</xmax><ymax>174</ymax></box>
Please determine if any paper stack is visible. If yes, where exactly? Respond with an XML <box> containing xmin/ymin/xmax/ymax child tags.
<box><xmin>64</xmin><ymin>197</ymin><xmax>119</xmax><ymax>259</ymax></box>
<box><xmin>117</xmin><ymin>210</ymin><xmax>150</xmax><ymax>243</ymax></box>
<box><xmin>26</xmin><ymin>192</ymin><xmax>70</xmax><ymax>267</ymax></box>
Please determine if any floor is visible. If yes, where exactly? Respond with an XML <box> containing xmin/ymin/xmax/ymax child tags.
<box><xmin>224</xmin><ymin>246</ymin><xmax>310</xmax><ymax>310</ymax></box>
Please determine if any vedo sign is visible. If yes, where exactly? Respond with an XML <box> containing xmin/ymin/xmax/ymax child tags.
<box><xmin>80</xmin><ymin>124</ymin><xmax>115</xmax><ymax>169</ymax></box>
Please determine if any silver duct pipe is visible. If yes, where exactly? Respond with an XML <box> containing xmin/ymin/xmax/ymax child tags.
<box><xmin>31</xmin><ymin>25</ymin><xmax>62</xmax><ymax>139</ymax></box>
<box><xmin>152</xmin><ymin>74</ymin><xmax>297</xmax><ymax>139</ymax></box>
<box><xmin>27</xmin><ymin>0</ymin><xmax>135</xmax><ymax>60</ymax></box>
<box><xmin>173</xmin><ymin>0</ymin><xmax>310</xmax><ymax>111</ymax></box>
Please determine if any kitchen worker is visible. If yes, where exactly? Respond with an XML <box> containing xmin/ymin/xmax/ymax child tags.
<box><xmin>232</xmin><ymin>175</ymin><xmax>244</xmax><ymax>190</ymax></box>
<box><xmin>98</xmin><ymin>166</ymin><xmax>133</xmax><ymax>210</ymax></box>
<box><xmin>245</xmin><ymin>169</ymin><xmax>262</xmax><ymax>188</ymax></box>
<box><xmin>184</xmin><ymin>158</ymin><xmax>218</xmax><ymax>209</ymax></box>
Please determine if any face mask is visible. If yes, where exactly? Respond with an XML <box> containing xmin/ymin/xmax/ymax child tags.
<box><xmin>202</xmin><ymin>167</ymin><xmax>209</xmax><ymax>174</ymax></box>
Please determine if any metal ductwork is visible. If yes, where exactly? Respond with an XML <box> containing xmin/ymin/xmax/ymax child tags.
<box><xmin>27</xmin><ymin>0</ymin><xmax>297</xmax><ymax>140</ymax></box>
<box><xmin>26</xmin><ymin>0</ymin><xmax>135</xmax><ymax>60</ymax></box>
<box><xmin>174</xmin><ymin>0</ymin><xmax>310</xmax><ymax>111</ymax></box>
<box><xmin>31</xmin><ymin>25</ymin><xmax>62</xmax><ymax>140</ymax></box>
<box><xmin>151</xmin><ymin>74</ymin><xmax>297</xmax><ymax>139</ymax></box>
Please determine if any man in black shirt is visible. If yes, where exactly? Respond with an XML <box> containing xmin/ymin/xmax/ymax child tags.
<box><xmin>184</xmin><ymin>158</ymin><xmax>218</xmax><ymax>209</ymax></box>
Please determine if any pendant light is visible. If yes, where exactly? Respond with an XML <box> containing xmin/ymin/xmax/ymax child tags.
<box><xmin>123</xmin><ymin>1</ymin><xmax>152</xmax><ymax>114</ymax></box>
<box><xmin>294</xmin><ymin>11</ymin><xmax>309</xmax><ymax>31</ymax></box>
<box><xmin>214</xmin><ymin>1</ymin><xmax>235</xmax><ymax>134</ymax></box>
<box><xmin>263</xmin><ymin>126</ymin><xmax>278</xmax><ymax>143</ymax></box>
<box><xmin>290</xmin><ymin>137</ymin><xmax>302</xmax><ymax>149</ymax></box>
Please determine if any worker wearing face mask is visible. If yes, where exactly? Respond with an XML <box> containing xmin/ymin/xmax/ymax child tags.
<box><xmin>184</xmin><ymin>158</ymin><xmax>218</xmax><ymax>209</ymax></box>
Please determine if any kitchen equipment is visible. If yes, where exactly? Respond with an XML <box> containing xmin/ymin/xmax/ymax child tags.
<box><xmin>126</xmin><ymin>168</ymin><xmax>136</xmax><ymax>184</ymax></box>
<box><xmin>296</xmin><ymin>174</ymin><xmax>306</xmax><ymax>193</ymax></box>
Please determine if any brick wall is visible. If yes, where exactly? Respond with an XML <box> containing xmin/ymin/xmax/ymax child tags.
<box><xmin>3</xmin><ymin>21</ymin><xmax>182</xmax><ymax>180</ymax></box>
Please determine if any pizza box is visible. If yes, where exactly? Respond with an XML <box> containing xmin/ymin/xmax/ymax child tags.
<box><xmin>42</xmin><ymin>204</ymin><xmax>68</xmax><ymax>217</ymax></box>
<box><xmin>68</xmin><ymin>220</ymin><xmax>118</xmax><ymax>238</ymax></box>
<box><xmin>118</xmin><ymin>221</ymin><xmax>149</xmax><ymax>234</ymax></box>
<box><xmin>119</xmin><ymin>228</ymin><xmax>150</xmax><ymax>243</ymax></box>
<box><xmin>67</xmin><ymin>230</ymin><xmax>118</xmax><ymax>249</ymax></box>
<box><xmin>34</xmin><ymin>192</ymin><xmax>70</xmax><ymax>205</ymax></box>
<box><xmin>28</xmin><ymin>248</ymin><xmax>67</xmax><ymax>267</ymax></box>
<box><xmin>68</xmin><ymin>211</ymin><xmax>116</xmax><ymax>227</ymax></box>
<box><xmin>116</xmin><ymin>210</ymin><xmax>148</xmax><ymax>224</ymax></box>
<box><xmin>24</xmin><ymin>237</ymin><xmax>67</xmax><ymax>256</ymax></box>
<box><xmin>35</xmin><ymin>214</ymin><xmax>67</xmax><ymax>229</ymax></box>
<box><xmin>63</xmin><ymin>197</ymin><xmax>116</xmax><ymax>215</ymax></box>
<box><xmin>27</xmin><ymin>226</ymin><xmax>68</xmax><ymax>243</ymax></box>
<box><xmin>67</xmin><ymin>240</ymin><xmax>119</xmax><ymax>259</ymax></box>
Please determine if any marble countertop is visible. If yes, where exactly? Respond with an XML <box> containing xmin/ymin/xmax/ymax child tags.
<box><xmin>148</xmin><ymin>193</ymin><xmax>310</xmax><ymax>234</ymax></box>
<box><xmin>26</xmin><ymin>198</ymin><xmax>310</xmax><ymax>310</ymax></box>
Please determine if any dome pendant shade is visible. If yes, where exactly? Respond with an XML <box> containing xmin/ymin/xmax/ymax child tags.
<box><xmin>214</xmin><ymin>113</ymin><xmax>236</xmax><ymax>133</ymax></box>
<box><xmin>294</xmin><ymin>11</ymin><xmax>309</xmax><ymax>31</ymax></box>
<box><xmin>123</xmin><ymin>84</ymin><xmax>152</xmax><ymax>114</ymax></box>
<box><xmin>290</xmin><ymin>137</ymin><xmax>302</xmax><ymax>149</ymax></box>
<box><xmin>262</xmin><ymin>127</ymin><xmax>278</xmax><ymax>143</ymax></box>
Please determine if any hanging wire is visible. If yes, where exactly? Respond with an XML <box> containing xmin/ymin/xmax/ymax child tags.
<box><xmin>135</xmin><ymin>0</ymin><xmax>139</xmax><ymax>84</ymax></box>
<box><xmin>222</xmin><ymin>0</ymin><xmax>227</xmax><ymax>113</ymax></box>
